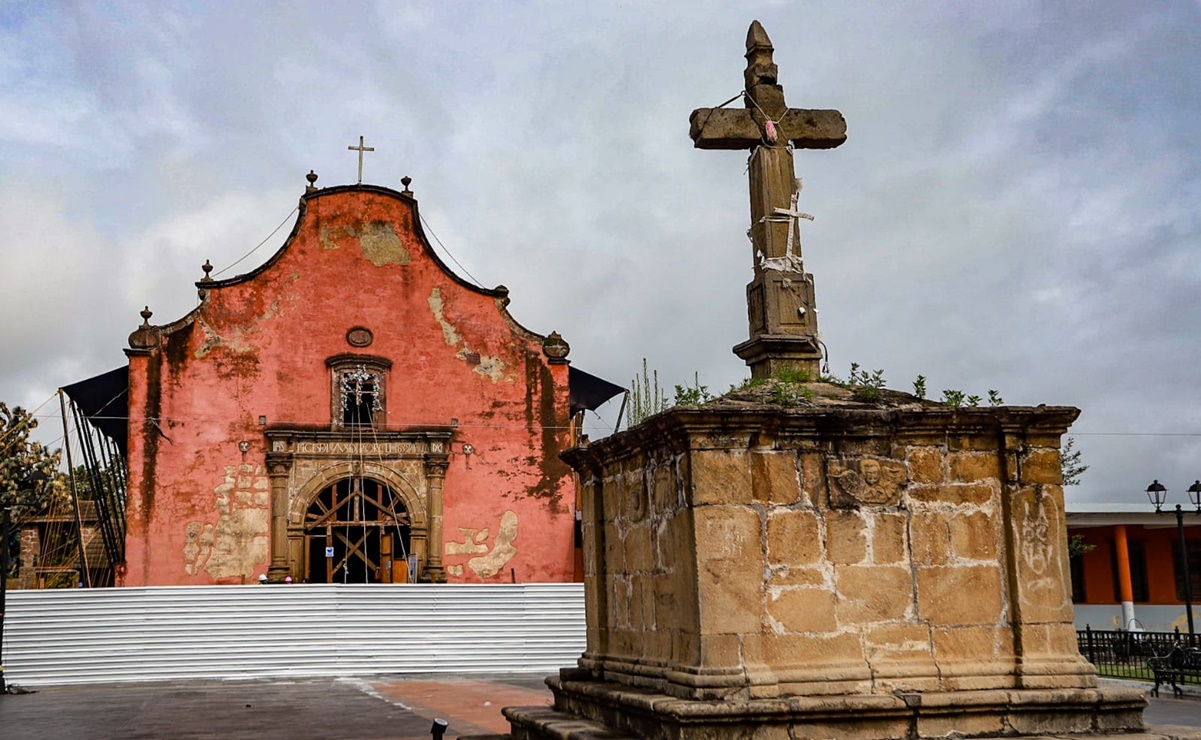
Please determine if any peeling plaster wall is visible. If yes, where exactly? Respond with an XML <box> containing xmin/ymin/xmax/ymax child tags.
<box><xmin>123</xmin><ymin>186</ymin><xmax>575</xmax><ymax>586</ymax></box>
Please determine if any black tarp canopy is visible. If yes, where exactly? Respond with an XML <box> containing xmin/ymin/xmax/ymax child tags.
<box><xmin>61</xmin><ymin>365</ymin><xmax>129</xmax><ymax>458</ymax></box>
<box><xmin>62</xmin><ymin>364</ymin><xmax>620</xmax><ymax>450</ymax></box>
<box><xmin>568</xmin><ymin>366</ymin><xmax>625</xmax><ymax>417</ymax></box>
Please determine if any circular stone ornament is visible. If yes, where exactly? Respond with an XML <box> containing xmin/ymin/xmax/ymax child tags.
<box><xmin>346</xmin><ymin>326</ymin><xmax>374</xmax><ymax>348</ymax></box>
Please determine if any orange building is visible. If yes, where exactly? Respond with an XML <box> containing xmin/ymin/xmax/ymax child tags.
<box><xmin>104</xmin><ymin>174</ymin><xmax>619</xmax><ymax>587</ymax></box>
<box><xmin>1067</xmin><ymin>502</ymin><xmax>1201</xmax><ymax>632</ymax></box>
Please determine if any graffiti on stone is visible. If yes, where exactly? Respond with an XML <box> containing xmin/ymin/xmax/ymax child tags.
<box><xmin>1020</xmin><ymin>494</ymin><xmax>1057</xmax><ymax>593</ymax></box>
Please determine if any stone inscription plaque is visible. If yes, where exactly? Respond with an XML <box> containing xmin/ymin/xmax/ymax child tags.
<box><xmin>293</xmin><ymin>440</ymin><xmax>438</xmax><ymax>456</ymax></box>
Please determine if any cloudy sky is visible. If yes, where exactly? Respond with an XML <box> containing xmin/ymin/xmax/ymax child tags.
<box><xmin>2</xmin><ymin>2</ymin><xmax>1199</xmax><ymax>506</ymax></box>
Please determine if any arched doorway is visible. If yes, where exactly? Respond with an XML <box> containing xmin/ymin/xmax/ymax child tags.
<box><xmin>303</xmin><ymin>476</ymin><xmax>412</xmax><ymax>583</ymax></box>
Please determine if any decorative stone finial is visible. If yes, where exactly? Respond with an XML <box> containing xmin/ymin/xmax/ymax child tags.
<box><xmin>305</xmin><ymin>170</ymin><xmax>319</xmax><ymax>193</ymax></box>
<box><xmin>401</xmin><ymin>176</ymin><xmax>413</xmax><ymax>196</ymax></box>
<box><xmin>128</xmin><ymin>306</ymin><xmax>159</xmax><ymax>350</ymax></box>
<box><xmin>542</xmin><ymin>331</ymin><xmax>570</xmax><ymax>362</ymax></box>
<box><xmin>200</xmin><ymin>260</ymin><xmax>213</xmax><ymax>282</ymax></box>
<box><xmin>744</xmin><ymin>20</ymin><xmax>779</xmax><ymax>92</ymax></box>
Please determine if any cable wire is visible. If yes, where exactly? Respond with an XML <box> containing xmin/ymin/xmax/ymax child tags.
<box><xmin>212</xmin><ymin>206</ymin><xmax>299</xmax><ymax>278</ymax></box>
<box><xmin>419</xmin><ymin>214</ymin><xmax>486</xmax><ymax>288</ymax></box>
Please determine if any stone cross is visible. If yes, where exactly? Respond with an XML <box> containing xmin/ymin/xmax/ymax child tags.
<box><xmin>690</xmin><ymin>20</ymin><xmax>845</xmax><ymax>270</ymax></box>
<box><xmin>690</xmin><ymin>21</ymin><xmax>847</xmax><ymax>379</ymax></box>
<box><xmin>347</xmin><ymin>135</ymin><xmax>375</xmax><ymax>185</ymax></box>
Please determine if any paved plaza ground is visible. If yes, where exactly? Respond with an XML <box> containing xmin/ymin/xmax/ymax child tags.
<box><xmin>0</xmin><ymin>675</ymin><xmax>1196</xmax><ymax>739</ymax></box>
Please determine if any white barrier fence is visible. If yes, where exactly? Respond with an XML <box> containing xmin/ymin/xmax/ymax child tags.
<box><xmin>1</xmin><ymin>583</ymin><xmax>585</xmax><ymax>686</ymax></box>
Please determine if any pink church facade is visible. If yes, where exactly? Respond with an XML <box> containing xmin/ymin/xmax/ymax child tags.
<box><xmin>118</xmin><ymin>179</ymin><xmax>599</xmax><ymax>586</ymax></box>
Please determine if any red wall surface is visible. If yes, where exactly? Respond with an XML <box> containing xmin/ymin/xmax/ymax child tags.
<box><xmin>122</xmin><ymin>184</ymin><xmax>576</xmax><ymax>586</ymax></box>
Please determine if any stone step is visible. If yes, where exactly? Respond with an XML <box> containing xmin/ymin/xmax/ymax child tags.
<box><xmin>499</xmin><ymin>705</ymin><xmax>636</xmax><ymax>740</ymax></box>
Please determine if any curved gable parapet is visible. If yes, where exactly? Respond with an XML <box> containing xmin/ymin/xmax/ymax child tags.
<box><xmin>186</xmin><ymin>182</ymin><xmax>552</xmax><ymax>346</ymax></box>
<box><xmin>198</xmin><ymin>184</ymin><xmax>506</xmax><ymax>299</ymax></box>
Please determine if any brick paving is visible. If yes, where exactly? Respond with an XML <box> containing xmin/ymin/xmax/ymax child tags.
<box><xmin>0</xmin><ymin>674</ymin><xmax>548</xmax><ymax>740</ymax></box>
<box><xmin>367</xmin><ymin>675</ymin><xmax>551</xmax><ymax>736</ymax></box>
<box><xmin>0</xmin><ymin>674</ymin><xmax>1197</xmax><ymax>739</ymax></box>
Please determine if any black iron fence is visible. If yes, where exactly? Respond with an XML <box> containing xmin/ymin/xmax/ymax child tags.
<box><xmin>1078</xmin><ymin>626</ymin><xmax>1199</xmax><ymax>685</ymax></box>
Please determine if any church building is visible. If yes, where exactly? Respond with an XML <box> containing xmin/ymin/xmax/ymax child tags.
<box><xmin>104</xmin><ymin>168</ymin><xmax>619</xmax><ymax>587</ymax></box>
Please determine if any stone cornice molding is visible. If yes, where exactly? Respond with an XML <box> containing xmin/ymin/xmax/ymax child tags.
<box><xmin>562</xmin><ymin>404</ymin><xmax>1080</xmax><ymax>472</ymax></box>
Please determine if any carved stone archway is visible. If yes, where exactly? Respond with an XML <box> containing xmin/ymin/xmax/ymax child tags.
<box><xmin>264</xmin><ymin>428</ymin><xmax>452</xmax><ymax>582</ymax></box>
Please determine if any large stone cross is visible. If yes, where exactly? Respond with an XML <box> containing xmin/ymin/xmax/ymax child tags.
<box><xmin>690</xmin><ymin>21</ymin><xmax>847</xmax><ymax>379</ymax></box>
<box><xmin>690</xmin><ymin>20</ymin><xmax>846</xmax><ymax>272</ymax></box>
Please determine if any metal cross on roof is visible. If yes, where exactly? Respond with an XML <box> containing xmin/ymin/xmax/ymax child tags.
<box><xmin>347</xmin><ymin>135</ymin><xmax>375</xmax><ymax>185</ymax></box>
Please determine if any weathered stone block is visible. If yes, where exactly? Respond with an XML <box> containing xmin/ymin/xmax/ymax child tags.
<box><xmin>931</xmin><ymin>625</ymin><xmax>1014</xmax><ymax>662</ymax></box>
<box><xmin>871</xmin><ymin>513</ymin><xmax>907</xmax><ymax>563</ymax></box>
<box><xmin>689</xmin><ymin>449</ymin><xmax>751</xmax><ymax>505</ymax></box>
<box><xmin>745</xmin><ymin>631</ymin><xmax>864</xmax><ymax>667</ymax></box>
<box><xmin>650</xmin><ymin>462</ymin><xmax>677</xmax><ymax>514</ymax></box>
<box><xmin>645</xmin><ymin>629</ymin><xmax>674</xmax><ymax>665</ymax></box>
<box><xmin>655</xmin><ymin>513</ymin><xmax>690</xmax><ymax>570</ymax></box>
<box><xmin>1019</xmin><ymin>622</ymin><xmax>1084</xmax><ymax>657</ymax></box>
<box><xmin>916</xmin><ymin>564</ymin><xmax>1004</xmax><ymax>625</ymax></box>
<box><xmin>906</xmin><ymin>447</ymin><xmax>943</xmax><ymax>484</ymax></box>
<box><xmin>1020</xmin><ymin>448</ymin><xmax>1062</xmax><ymax>485</ymax></box>
<box><xmin>909</xmin><ymin>512</ymin><xmax>950</xmax><ymax>565</ymax></box>
<box><xmin>698</xmin><ymin>632</ymin><xmax>743</xmax><ymax>666</ymax></box>
<box><xmin>768</xmin><ymin>587</ymin><xmax>838</xmax><ymax>633</ymax></box>
<box><xmin>836</xmin><ymin>565</ymin><xmax>913</xmax><ymax>624</ymax></box>
<box><xmin>603</xmin><ymin>521</ymin><xmax>625</xmax><ymax>572</ymax></box>
<box><xmin>949</xmin><ymin>511</ymin><xmax>998</xmax><ymax>560</ymax></box>
<box><xmin>917</xmin><ymin>712</ymin><xmax>1005</xmax><ymax>738</ymax></box>
<box><xmin>948</xmin><ymin>434</ymin><xmax>1004</xmax><ymax>452</ymax></box>
<box><xmin>786</xmin><ymin>718</ymin><xmax>910</xmax><ymax>740</ymax></box>
<box><xmin>907</xmin><ymin>482</ymin><xmax>995</xmax><ymax>506</ymax></box>
<box><xmin>1006</xmin><ymin>706</ymin><xmax>1093</xmax><ymax>736</ymax></box>
<box><xmin>798</xmin><ymin>451</ymin><xmax>824</xmax><ymax>505</ymax></box>
<box><xmin>869</xmin><ymin>624</ymin><xmax>931</xmax><ymax>653</ymax></box>
<box><xmin>673</xmin><ymin>631</ymin><xmax>700</xmax><ymax>667</ymax></box>
<box><xmin>695</xmin><ymin>506</ymin><xmax>763</xmax><ymax>634</ymax></box>
<box><xmin>654</xmin><ymin>582</ymin><xmax>690</xmax><ymax>633</ymax></box>
<box><xmin>751</xmin><ymin>451</ymin><xmax>801</xmax><ymax>505</ymax></box>
<box><xmin>624</xmin><ymin>524</ymin><xmax>653</xmax><ymax>572</ymax></box>
<box><xmin>767</xmin><ymin>509</ymin><xmax>821</xmax><ymax>565</ymax></box>
<box><xmin>826</xmin><ymin>511</ymin><xmax>866</xmax><ymax>564</ymax></box>
<box><xmin>948</xmin><ymin>451</ymin><xmax>1001</xmax><ymax>483</ymax></box>
<box><xmin>768</xmin><ymin>566</ymin><xmax>825</xmax><ymax>588</ymax></box>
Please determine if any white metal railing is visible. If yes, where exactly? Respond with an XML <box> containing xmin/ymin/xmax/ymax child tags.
<box><xmin>1</xmin><ymin>583</ymin><xmax>585</xmax><ymax>686</ymax></box>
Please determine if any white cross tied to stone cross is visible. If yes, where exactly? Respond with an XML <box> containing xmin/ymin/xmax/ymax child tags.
<box><xmin>759</xmin><ymin>178</ymin><xmax>813</xmax><ymax>272</ymax></box>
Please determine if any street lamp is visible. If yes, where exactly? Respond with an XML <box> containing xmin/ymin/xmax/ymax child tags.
<box><xmin>1145</xmin><ymin>479</ymin><xmax>1201</xmax><ymax>642</ymax></box>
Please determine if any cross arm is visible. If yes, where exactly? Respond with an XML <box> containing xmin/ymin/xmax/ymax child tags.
<box><xmin>690</xmin><ymin>107</ymin><xmax>847</xmax><ymax>150</ymax></box>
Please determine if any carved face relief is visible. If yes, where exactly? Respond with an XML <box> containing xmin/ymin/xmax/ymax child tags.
<box><xmin>826</xmin><ymin>456</ymin><xmax>907</xmax><ymax>508</ymax></box>
<box><xmin>861</xmin><ymin>459</ymin><xmax>881</xmax><ymax>485</ymax></box>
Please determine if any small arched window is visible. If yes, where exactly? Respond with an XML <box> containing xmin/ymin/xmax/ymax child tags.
<box><xmin>327</xmin><ymin>354</ymin><xmax>392</xmax><ymax>429</ymax></box>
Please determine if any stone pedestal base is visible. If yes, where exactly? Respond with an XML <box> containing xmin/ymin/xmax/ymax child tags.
<box><xmin>732</xmin><ymin>333</ymin><xmax>823</xmax><ymax>380</ymax></box>
<box><xmin>497</xmin><ymin>670</ymin><xmax>1146</xmax><ymax>740</ymax></box>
